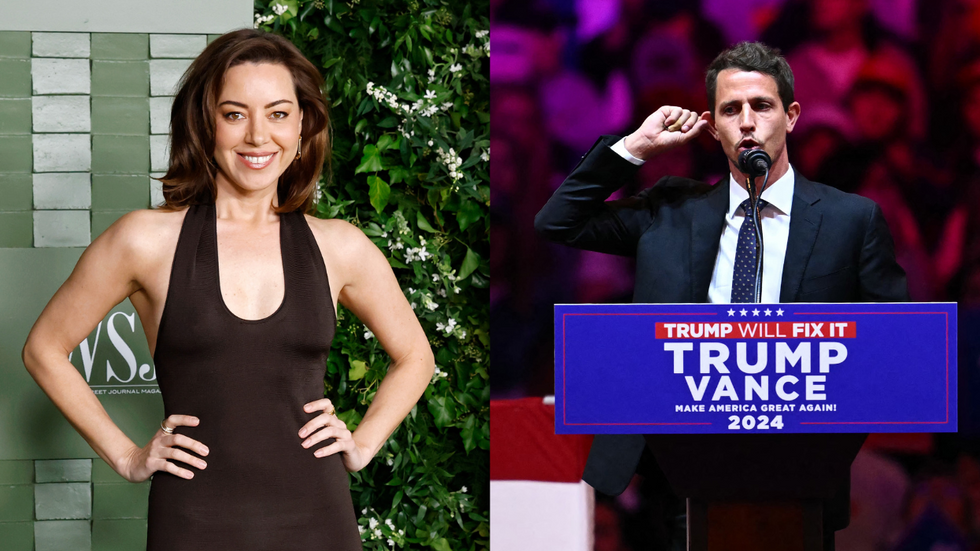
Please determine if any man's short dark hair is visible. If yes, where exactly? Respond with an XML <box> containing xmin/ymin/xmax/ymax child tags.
<box><xmin>705</xmin><ymin>42</ymin><xmax>795</xmax><ymax>114</ymax></box>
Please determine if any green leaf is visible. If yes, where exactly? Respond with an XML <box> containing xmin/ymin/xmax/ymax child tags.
<box><xmin>367</xmin><ymin>175</ymin><xmax>390</xmax><ymax>213</ymax></box>
<box><xmin>355</xmin><ymin>145</ymin><xmax>384</xmax><ymax>173</ymax></box>
<box><xmin>349</xmin><ymin>360</ymin><xmax>367</xmax><ymax>381</ymax></box>
<box><xmin>459</xmin><ymin>247</ymin><xmax>479</xmax><ymax>280</ymax></box>
<box><xmin>431</xmin><ymin>538</ymin><xmax>452</xmax><ymax>551</ymax></box>
<box><xmin>427</xmin><ymin>396</ymin><xmax>456</xmax><ymax>429</ymax></box>
<box><xmin>460</xmin><ymin>414</ymin><xmax>477</xmax><ymax>453</ymax></box>
<box><xmin>417</xmin><ymin>212</ymin><xmax>438</xmax><ymax>233</ymax></box>
<box><xmin>455</xmin><ymin>199</ymin><xmax>481</xmax><ymax>231</ymax></box>
<box><xmin>388</xmin><ymin>256</ymin><xmax>408</xmax><ymax>269</ymax></box>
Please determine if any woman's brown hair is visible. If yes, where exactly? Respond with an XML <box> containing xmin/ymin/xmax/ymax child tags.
<box><xmin>159</xmin><ymin>29</ymin><xmax>329</xmax><ymax>213</ymax></box>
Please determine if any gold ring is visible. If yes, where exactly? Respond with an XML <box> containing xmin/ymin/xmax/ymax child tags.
<box><xmin>326</xmin><ymin>407</ymin><xmax>336</xmax><ymax>416</ymax></box>
<box><xmin>160</xmin><ymin>422</ymin><xmax>174</xmax><ymax>435</ymax></box>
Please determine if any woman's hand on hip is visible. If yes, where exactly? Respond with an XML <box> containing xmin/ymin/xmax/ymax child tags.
<box><xmin>300</xmin><ymin>399</ymin><xmax>373</xmax><ymax>472</ymax></box>
<box><xmin>118</xmin><ymin>414</ymin><xmax>209</xmax><ymax>482</ymax></box>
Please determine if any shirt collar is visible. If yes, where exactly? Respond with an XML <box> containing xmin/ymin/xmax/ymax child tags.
<box><xmin>728</xmin><ymin>164</ymin><xmax>795</xmax><ymax>217</ymax></box>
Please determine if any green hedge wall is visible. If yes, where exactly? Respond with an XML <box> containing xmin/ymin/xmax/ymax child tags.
<box><xmin>254</xmin><ymin>1</ymin><xmax>489</xmax><ymax>549</ymax></box>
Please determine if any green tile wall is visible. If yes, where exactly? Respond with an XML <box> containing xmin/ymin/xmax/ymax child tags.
<box><xmin>0</xmin><ymin>212</ymin><xmax>33</xmax><ymax>247</ymax></box>
<box><xmin>0</xmin><ymin>485</ymin><xmax>35</xmax><ymax>522</ymax></box>
<box><xmin>0</xmin><ymin>98</ymin><xmax>32</xmax><ymax>134</ymax></box>
<box><xmin>0</xmin><ymin>135</ymin><xmax>33</xmax><ymax>172</ymax></box>
<box><xmin>0</xmin><ymin>521</ymin><xmax>34</xmax><ymax>551</ymax></box>
<box><xmin>0</xmin><ymin>461</ymin><xmax>34</xmax><ymax>485</ymax></box>
<box><xmin>0</xmin><ymin>174</ymin><xmax>32</xmax><ymax>210</ymax></box>
<box><xmin>91</xmin><ymin>61</ymin><xmax>149</xmax><ymax>97</ymax></box>
<box><xmin>91</xmin><ymin>175</ymin><xmax>149</xmax><ymax>210</ymax></box>
<box><xmin>1</xmin><ymin>25</ymin><xmax>211</xmax><ymax>550</ymax></box>
<box><xmin>91</xmin><ymin>34</ymin><xmax>148</xmax><ymax>61</ymax></box>
<box><xmin>92</xmin><ymin>135</ymin><xmax>149</xmax><ymax>173</ymax></box>
<box><xmin>0</xmin><ymin>59</ymin><xmax>31</xmax><ymax>97</ymax></box>
<box><xmin>92</xmin><ymin>520</ymin><xmax>146</xmax><ymax>551</ymax></box>
<box><xmin>0</xmin><ymin>32</ymin><xmax>31</xmax><ymax>58</ymax></box>
<box><xmin>92</xmin><ymin>484</ymin><xmax>149</xmax><ymax>520</ymax></box>
<box><xmin>91</xmin><ymin>97</ymin><xmax>149</xmax><ymax>136</ymax></box>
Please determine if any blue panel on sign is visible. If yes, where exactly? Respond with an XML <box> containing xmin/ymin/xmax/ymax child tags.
<box><xmin>554</xmin><ymin>303</ymin><xmax>957</xmax><ymax>434</ymax></box>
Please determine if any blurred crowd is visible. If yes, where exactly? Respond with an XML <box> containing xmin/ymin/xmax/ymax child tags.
<box><xmin>490</xmin><ymin>0</ymin><xmax>980</xmax><ymax>548</ymax></box>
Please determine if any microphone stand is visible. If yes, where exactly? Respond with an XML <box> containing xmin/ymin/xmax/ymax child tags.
<box><xmin>744</xmin><ymin>169</ymin><xmax>771</xmax><ymax>304</ymax></box>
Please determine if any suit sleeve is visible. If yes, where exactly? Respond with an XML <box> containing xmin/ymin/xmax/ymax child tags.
<box><xmin>858</xmin><ymin>203</ymin><xmax>912</xmax><ymax>301</ymax></box>
<box><xmin>534</xmin><ymin>136</ymin><xmax>657</xmax><ymax>257</ymax></box>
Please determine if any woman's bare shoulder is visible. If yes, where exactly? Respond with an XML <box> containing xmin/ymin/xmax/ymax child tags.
<box><xmin>303</xmin><ymin>215</ymin><xmax>373</xmax><ymax>256</ymax></box>
<box><xmin>95</xmin><ymin>208</ymin><xmax>189</xmax><ymax>266</ymax></box>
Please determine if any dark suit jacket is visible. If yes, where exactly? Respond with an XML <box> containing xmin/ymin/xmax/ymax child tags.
<box><xmin>534</xmin><ymin>136</ymin><xmax>910</xmax><ymax>497</ymax></box>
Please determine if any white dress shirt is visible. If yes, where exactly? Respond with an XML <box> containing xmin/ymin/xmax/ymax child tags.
<box><xmin>611</xmin><ymin>138</ymin><xmax>794</xmax><ymax>303</ymax></box>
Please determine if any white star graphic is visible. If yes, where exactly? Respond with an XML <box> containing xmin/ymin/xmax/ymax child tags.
<box><xmin>776</xmin><ymin>308</ymin><xmax>784</xmax><ymax>316</ymax></box>
<box><xmin>740</xmin><ymin>309</ymin><xmax>748</xmax><ymax>316</ymax></box>
<box><xmin>764</xmin><ymin>308</ymin><xmax>772</xmax><ymax>316</ymax></box>
<box><xmin>727</xmin><ymin>309</ymin><xmax>735</xmax><ymax>317</ymax></box>
<box><xmin>752</xmin><ymin>308</ymin><xmax>760</xmax><ymax>316</ymax></box>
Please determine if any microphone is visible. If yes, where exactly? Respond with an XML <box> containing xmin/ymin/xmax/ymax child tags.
<box><xmin>738</xmin><ymin>148</ymin><xmax>771</xmax><ymax>178</ymax></box>
<box><xmin>737</xmin><ymin>148</ymin><xmax>771</xmax><ymax>304</ymax></box>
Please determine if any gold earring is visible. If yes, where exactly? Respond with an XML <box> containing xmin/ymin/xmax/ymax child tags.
<box><xmin>295</xmin><ymin>135</ymin><xmax>302</xmax><ymax>161</ymax></box>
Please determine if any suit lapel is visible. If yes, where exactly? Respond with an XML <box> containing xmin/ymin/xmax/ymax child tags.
<box><xmin>690</xmin><ymin>181</ymin><xmax>729</xmax><ymax>302</ymax></box>
<box><xmin>780</xmin><ymin>175</ymin><xmax>822</xmax><ymax>302</ymax></box>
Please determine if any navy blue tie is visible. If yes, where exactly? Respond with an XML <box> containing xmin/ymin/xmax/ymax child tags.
<box><xmin>731</xmin><ymin>198</ymin><xmax>768</xmax><ymax>303</ymax></box>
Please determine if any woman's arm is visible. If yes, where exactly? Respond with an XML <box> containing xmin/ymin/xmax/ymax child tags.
<box><xmin>22</xmin><ymin>210</ymin><xmax>208</xmax><ymax>481</ymax></box>
<box><xmin>301</xmin><ymin>220</ymin><xmax>434</xmax><ymax>471</ymax></box>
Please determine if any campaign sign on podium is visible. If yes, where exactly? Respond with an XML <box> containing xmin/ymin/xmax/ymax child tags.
<box><xmin>554</xmin><ymin>303</ymin><xmax>956</xmax><ymax>434</ymax></box>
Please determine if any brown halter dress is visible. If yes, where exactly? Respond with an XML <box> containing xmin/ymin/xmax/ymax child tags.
<box><xmin>147</xmin><ymin>203</ymin><xmax>362</xmax><ymax>550</ymax></box>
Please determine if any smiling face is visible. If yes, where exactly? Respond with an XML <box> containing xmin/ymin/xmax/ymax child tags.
<box><xmin>213</xmin><ymin>62</ymin><xmax>302</xmax><ymax>199</ymax></box>
<box><xmin>707</xmin><ymin>69</ymin><xmax>800</xmax><ymax>183</ymax></box>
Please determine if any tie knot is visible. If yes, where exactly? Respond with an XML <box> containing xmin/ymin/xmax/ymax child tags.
<box><xmin>740</xmin><ymin>199</ymin><xmax>768</xmax><ymax>217</ymax></box>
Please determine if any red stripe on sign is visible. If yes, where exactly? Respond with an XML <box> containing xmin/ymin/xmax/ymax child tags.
<box><xmin>490</xmin><ymin>398</ymin><xmax>593</xmax><ymax>482</ymax></box>
<box><xmin>654</xmin><ymin>322</ymin><xmax>857</xmax><ymax>339</ymax></box>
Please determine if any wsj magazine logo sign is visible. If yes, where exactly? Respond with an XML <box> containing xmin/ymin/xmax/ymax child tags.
<box><xmin>69</xmin><ymin>310</ymin><xmax>160</xmax><ymax>396</ymax></box>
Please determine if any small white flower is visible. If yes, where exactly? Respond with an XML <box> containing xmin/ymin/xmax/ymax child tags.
<box><xmin>433</xmin><ymin>274</ymin><xmax>440</xmax><ymax>281</ymax></box>
<box><xmin>381</xmin><ymin>231</ymin><xmax>387</xmax><ymax>237</ymax></box>
<box><xmin>272</xmin><ymin>3</ymin><xmax>288</xmax><ymax>15</ymax></box>
<box><xmin>362</xmin><ymin>508</ymin><xmax>368</xmax><ymax>515</ymax></box>
<box><xmin>388</xmin><ymin>539</ymin><xmax>395</xmax><ymax>547</ymax></box>
<box><xmin>385</xmin><ymin>518</ymin><xmax>394</xmax><ymax>528</ymax></box>
<box><xmin>364</xmin><ymin>328</ymin><xmax>375</xmax><ymax>340</ymax></box>
<box><xmin>449</xmin><ymin>63</ymin><xmax>462</xmax><ymax>73</ymax></box>
<box><xmin>398</xmin><ymin>530</ymin><xmax>405</xmax><ymax>536</ymax></box>
<box><xmin>424</xmin><ymin>90</ymin><xmax>437</xmax><ymax>100</ymax></box>
<box><xmin>358</xmin><ymin>525</ymin><xmax>365</xmax><ymax>534</ymax></box>
<box><xmin>461</xmin><ymin>486</ymin><xmax>468</xmax><ymax>493</ymax></box>
<box><xmin>481</xmin><ymin>151</ymin><xmax>489</xmax><ymax>162</ymax></box>
<box><xmin>436</xmin><ymin>322</ymin><xmax>445</xmax><ymax>332</ymax></box>
<box><xmin>459</xmin><ymin>330</ymin><xmax>466</xmax><ymax>339</ymax></box>
<box><xmin>369</xmin><ymin>518</ymin><xmax>379</xmax><ymax>529</ymax></box>
<box><xmin>476</xmin><ymin>30</ymin><xmax>489</xmax><ymax>38</ymax></box>
<box><xmin>410</xmin><ymin>302</ymin><xmax>417</xmax><ymax>309</ymax></box>
<box><xmin>442</xmin><ymin>102</ymin><xmax>453</xmax><ymax>110</ymax></box>
<box><xmin>428</xmin><ymin>68</ymin><xmax>435</xmax><ymax>78</ymax></box>
<box><xmin>386</xmin><ymin>457</ymin><xmax>393</xmax><ymax>466</ymax></box>
<box><xmin>373</xmin><ymin>528</ymin><xmax>382</xmax><ymax>538</ymax></box>
<box><xmin>427</xmin><ymin>140</ymin><xmax>434</xmax><ymax>147</ymax></box>
<box><xmin>437</xmin><ymin>288</ymin><xmax>447</xmax><ymax>297</ymax></box>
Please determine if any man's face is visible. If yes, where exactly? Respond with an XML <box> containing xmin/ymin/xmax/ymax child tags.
<box><xmin>708</xmin><ymin>69</ymin><xmax>799</xmax><ymax>176</ymax></box>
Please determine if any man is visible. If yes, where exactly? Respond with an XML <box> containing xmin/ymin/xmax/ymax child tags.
<box><xmin>535</xmin><ymin>42</ymin><xmax>909</xmax><ymax>540</ymax></box>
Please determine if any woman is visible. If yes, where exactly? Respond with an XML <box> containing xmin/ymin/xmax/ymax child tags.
<box><xmin>22</xmin><ymin>29</ymin><xmax>433</xmax><ymax>550</ymax></box>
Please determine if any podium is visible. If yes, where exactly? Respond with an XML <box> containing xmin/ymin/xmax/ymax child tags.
<box><xmin>555</xmin><ymin>302</ymin><xmax>957</xmax><ymax>549</ymax></box>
